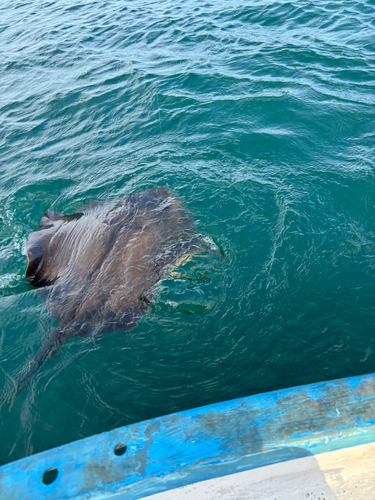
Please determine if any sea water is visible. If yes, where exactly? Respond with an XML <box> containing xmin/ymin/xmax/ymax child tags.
<box><xmin>0</xmin><ymin>0</ymin><xmax>374</xmax><ymax>464</ymax></box>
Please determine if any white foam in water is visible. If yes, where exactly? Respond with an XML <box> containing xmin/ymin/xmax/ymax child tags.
<box><xmin>0</xmin><ymin>274</ymin><xmax>22</xmax><ymax>289</ymax></box>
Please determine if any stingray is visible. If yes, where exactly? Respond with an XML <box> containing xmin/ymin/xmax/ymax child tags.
<box><xmin>12</xmin><ymin>187</ymin><xmax>204</xmax><ymax>396</ymax></box>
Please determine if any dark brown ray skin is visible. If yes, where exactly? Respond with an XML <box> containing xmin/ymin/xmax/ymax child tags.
<box><xmin>0</xmin><ymin>187</ymin><xmax>202</xmax><ymax>402</ymax></box>
<box><xmin>26</xmin><ymin>186</ymin><xmax>197</xmax><ymax>336</ymax></box>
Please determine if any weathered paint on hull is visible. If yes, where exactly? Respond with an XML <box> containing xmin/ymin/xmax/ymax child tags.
<box><xmin>0</xmin><ymin>374</ymin><xmax>374</xmax><ymax>499</ymax></box>
<box><xmin>143</xmin><ymin>442</ymin><xmax>375</xmax><ymax>500</ymax></box>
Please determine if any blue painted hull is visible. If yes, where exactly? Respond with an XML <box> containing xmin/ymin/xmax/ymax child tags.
<box><xmin>0</xmin><ymin>373</ymin><xmax>374</xmax><ymax>499</ymax></box>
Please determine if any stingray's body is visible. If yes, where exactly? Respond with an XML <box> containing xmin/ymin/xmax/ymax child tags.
<box><xmin>13</xmin><ymin>187</ymin><xmax>199</xmax><ymax>394</ymax></box>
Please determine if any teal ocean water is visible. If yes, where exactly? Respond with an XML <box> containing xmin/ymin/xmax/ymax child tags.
<box><xmin>1</xmin><ymin>0</ymin><xmax>375</xmax><ymax>465</ymax></box>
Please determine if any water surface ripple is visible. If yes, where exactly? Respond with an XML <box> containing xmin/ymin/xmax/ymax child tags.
<box><xmin>0</xmin><ymin>0</ymin><xmax>375</xmax><ymax>464</ymax></box>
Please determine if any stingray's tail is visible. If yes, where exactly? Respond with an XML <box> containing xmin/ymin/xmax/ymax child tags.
<box><xmin>1</xmin><ymin>328</ymin><xmax>74</xmax><ymax>408</ymax></box>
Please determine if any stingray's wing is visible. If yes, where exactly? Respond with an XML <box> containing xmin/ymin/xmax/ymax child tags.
<box><xmin>25</xmin><ymin>211</ymin><xmax>81</xmax><ymax>287</ymax></box>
